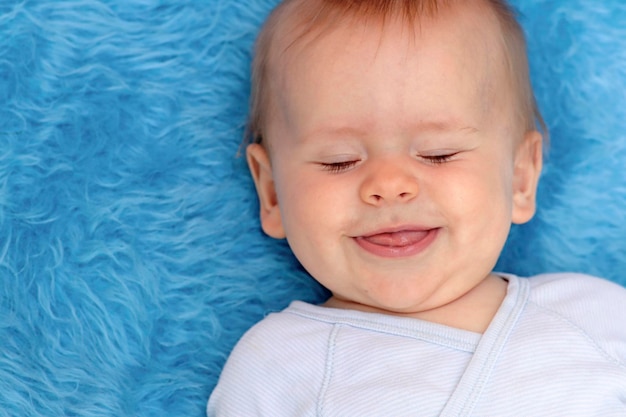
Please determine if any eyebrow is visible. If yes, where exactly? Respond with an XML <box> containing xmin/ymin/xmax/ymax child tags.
<box><xmin>300</xmin><ymin>119</ymin><xmax>479</xmax><ymax>142</ymax></box>
<box><xmin>302</xmin><ymin>126</ymin><xmax>366</xmax><ymax>141</ymax></box>
<box><xmin>411</xmin><ymin>119</ymin><xmax>479</xmax><ymax>134</ymax></box>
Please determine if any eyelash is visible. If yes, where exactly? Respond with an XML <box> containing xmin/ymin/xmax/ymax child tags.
<box><xmin>320</xmin><ymin>160</ymin><xmax>360</xmax><ymax>173</ymax></box>
<box><xmin>422</xmin><ymin>153</ymin><xmax>458</xmax><ymax>165</ymax></box>
<box><xmin>319</xmin><ymin>152</ymin><xmax>458</xmax><ymax>173</ymax></box>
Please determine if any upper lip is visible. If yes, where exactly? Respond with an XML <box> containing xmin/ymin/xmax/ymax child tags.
<box><xmin>354</xmin><ymin>225</ymin><xmax>435</xmax><ymax>238</ymax></box>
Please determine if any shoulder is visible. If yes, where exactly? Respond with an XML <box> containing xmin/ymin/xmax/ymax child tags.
<box><xmin>230</xmin><ymin>301</ymin><xmax>349</xmax><ymax>360</ymax></box>
<box><xmin>218</xmin><ymin>301</ymin><xmax>336</xmax><ymax>377</ymax></box>
<box><xmin>524</xmin><ymin>272</ymin><xmax>626</xmax><ymax>364</ymax></box>
<box><xmin>207</xmin><ymin>302</ymin><xmax>334</xmax><ymax>416</ymax></box>
<box><xmin>527</xmin><ymin>272</ymin><xmax>626</xmax><ymax>308</ymax></box>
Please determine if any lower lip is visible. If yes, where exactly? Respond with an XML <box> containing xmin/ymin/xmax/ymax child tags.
<box><xmin>354</xmin><ymin>228</ymin><xmax>439</xmax><ymax>258</ymax></box>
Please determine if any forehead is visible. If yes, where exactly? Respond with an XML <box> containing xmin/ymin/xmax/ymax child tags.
<box><xmin>265</xmin><ymin>1</ymin><xmax>514</xmax><ymax>141</ymax></box>
<box><xmin>268</xmin><ymin>0</ymin><xmax>507</xmax><ymax>72</ymax></box>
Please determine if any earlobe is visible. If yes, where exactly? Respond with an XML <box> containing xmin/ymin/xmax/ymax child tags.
<box><xmin>246</xmin><ymin>144</ymin><xmax>286</xmax><ymax>238</ymax></box>
<box><xmin>511</xmin><ymin>130</ymin><xmax>543</xmax><ymax>224</ymax></box>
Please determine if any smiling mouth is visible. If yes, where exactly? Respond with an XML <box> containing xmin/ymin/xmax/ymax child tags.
<box><xmin>354</xmin><ymin>228</ymin><xmax>439</xmax><ymax>258</ymax></box>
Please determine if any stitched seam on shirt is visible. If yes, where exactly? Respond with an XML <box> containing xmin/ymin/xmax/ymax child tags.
<box><xmin>453</xmin><ymin>276</ymin><xmax>528</xmax><ymax>416</ymax></box>
<box><xmin>528</xmin><ymin>300</ymin><xmax>626</xmax><ymax>369</ymax></box>
<box><xmin>287</xmin><ymin>309</ymin><xmax>476</xmax><ymax>352</ymax></box>
<box><xmin>317</xmin><ymin>324</ymin><xmax>340</xmax><ymax>417</ymax></box>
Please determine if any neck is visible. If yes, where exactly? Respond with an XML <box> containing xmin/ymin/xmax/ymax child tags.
<box><xmin>323</xmin><ymin>274</ymin><xmax>508</xmax><ymax>333</ymax></box>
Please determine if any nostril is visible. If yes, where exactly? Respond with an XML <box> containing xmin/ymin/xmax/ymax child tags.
<box><xmin>368</xmin><ymin>194</ymin><xmax>383</xmax><ymax>203</ymax></box>
<box><xmin>361</xmin><ymin>172</ymin><xmax>418</xmax><ymax>205</ymax></box>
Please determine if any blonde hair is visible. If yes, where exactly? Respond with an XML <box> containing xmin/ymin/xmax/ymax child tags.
<box><xmin>247</xmin><ymin>0</ymin><xmax>546</xmax><ymax>145</ymax></box>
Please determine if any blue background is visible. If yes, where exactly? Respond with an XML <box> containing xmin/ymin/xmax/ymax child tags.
<box><xmin>0</xmin><ymin>0</ymin><xmax>624</xmax><ymax>415</ymax></box>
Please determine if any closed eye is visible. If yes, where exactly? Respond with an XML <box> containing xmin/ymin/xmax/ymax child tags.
<box><xmin>421</xmin><ymin>152</ymin><xmax>459</xmax><ymax>165</ymax></box>
<box><xmin>320</xmin><ymin>160</ymin><xmax>360</xmax><ymax>173</ymax></box>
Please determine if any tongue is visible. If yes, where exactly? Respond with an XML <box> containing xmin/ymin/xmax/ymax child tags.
<box><xmin>364</xmin><ymin>231</ymin><xmax>429</xmax><ymax>247</ymax></box>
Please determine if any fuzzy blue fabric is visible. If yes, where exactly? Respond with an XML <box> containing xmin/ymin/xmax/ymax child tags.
<box><xmin>0</xmin><ymin>0</ymin><xmax>624</xmax><ymax>415</ymax></box>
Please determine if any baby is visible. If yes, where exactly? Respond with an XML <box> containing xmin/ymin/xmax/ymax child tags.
<box><xmin>208</xmin><ymin>0</ymin><xmax>626</xmax><ymax>415</ymax></box>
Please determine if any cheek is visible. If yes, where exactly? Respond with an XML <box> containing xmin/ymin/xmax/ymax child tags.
<box><xmin>440</xmin><ymin>161</ymin><xmax>514</xmax><ymax>230</ymax></box>
<box><xmin>475</xmin><ymin>165</ymin><xmax>515</xmax><ymax>243</ymax></box>
<box><xmin>273</xmin><ymin>167</ymin><xmax>338</xmax><ymax>237</ymax></box>
<box><xmin>273</xmin><ymin>170</ymin><xmax>350</xmax><ymax>278</ymax></box>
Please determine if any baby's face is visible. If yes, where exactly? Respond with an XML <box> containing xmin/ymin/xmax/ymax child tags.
<box><xmin>248</xmin><ymin>4</ymin><xmax>541</xmax><ymax>315</ymax></box>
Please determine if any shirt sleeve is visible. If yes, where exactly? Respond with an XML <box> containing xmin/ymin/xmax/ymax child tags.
<box><xmin>207</xmin><ymin>310</ymin><xmax>330</xmax><ymax>416</ymax></box>
<box><xmin>529</xmin><ymin>273</ymin><xmax>626</xmax><ymax>366</ymax></box>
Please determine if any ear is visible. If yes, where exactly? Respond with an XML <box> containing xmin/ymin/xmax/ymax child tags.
<box><xmin>246</xmin><ymin>143</ymin><xmax>286</xmax><ymax>238</ymax></box>
<box><xmin>511</xmin><ymin>130</ymin><xmax>543</xmax><ymax>224</ymax></box>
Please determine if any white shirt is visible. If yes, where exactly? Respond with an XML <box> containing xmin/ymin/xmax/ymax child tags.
<box><xmin>208</xmin><ymin>273</ymin><xmax>626</xmax><ymax>416</ymax></box>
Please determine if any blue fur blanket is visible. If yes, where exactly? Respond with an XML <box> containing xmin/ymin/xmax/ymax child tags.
<box><xmin>0</xmin><ymin>0</ymin><xmax>624</xmax><ymax>415</ymax></box>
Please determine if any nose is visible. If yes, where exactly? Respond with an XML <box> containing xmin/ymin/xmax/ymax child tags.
<box><xmin>359</xmin><ymin>159</ymin><xmax>419</xmax><ymax>206</ymax></box>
